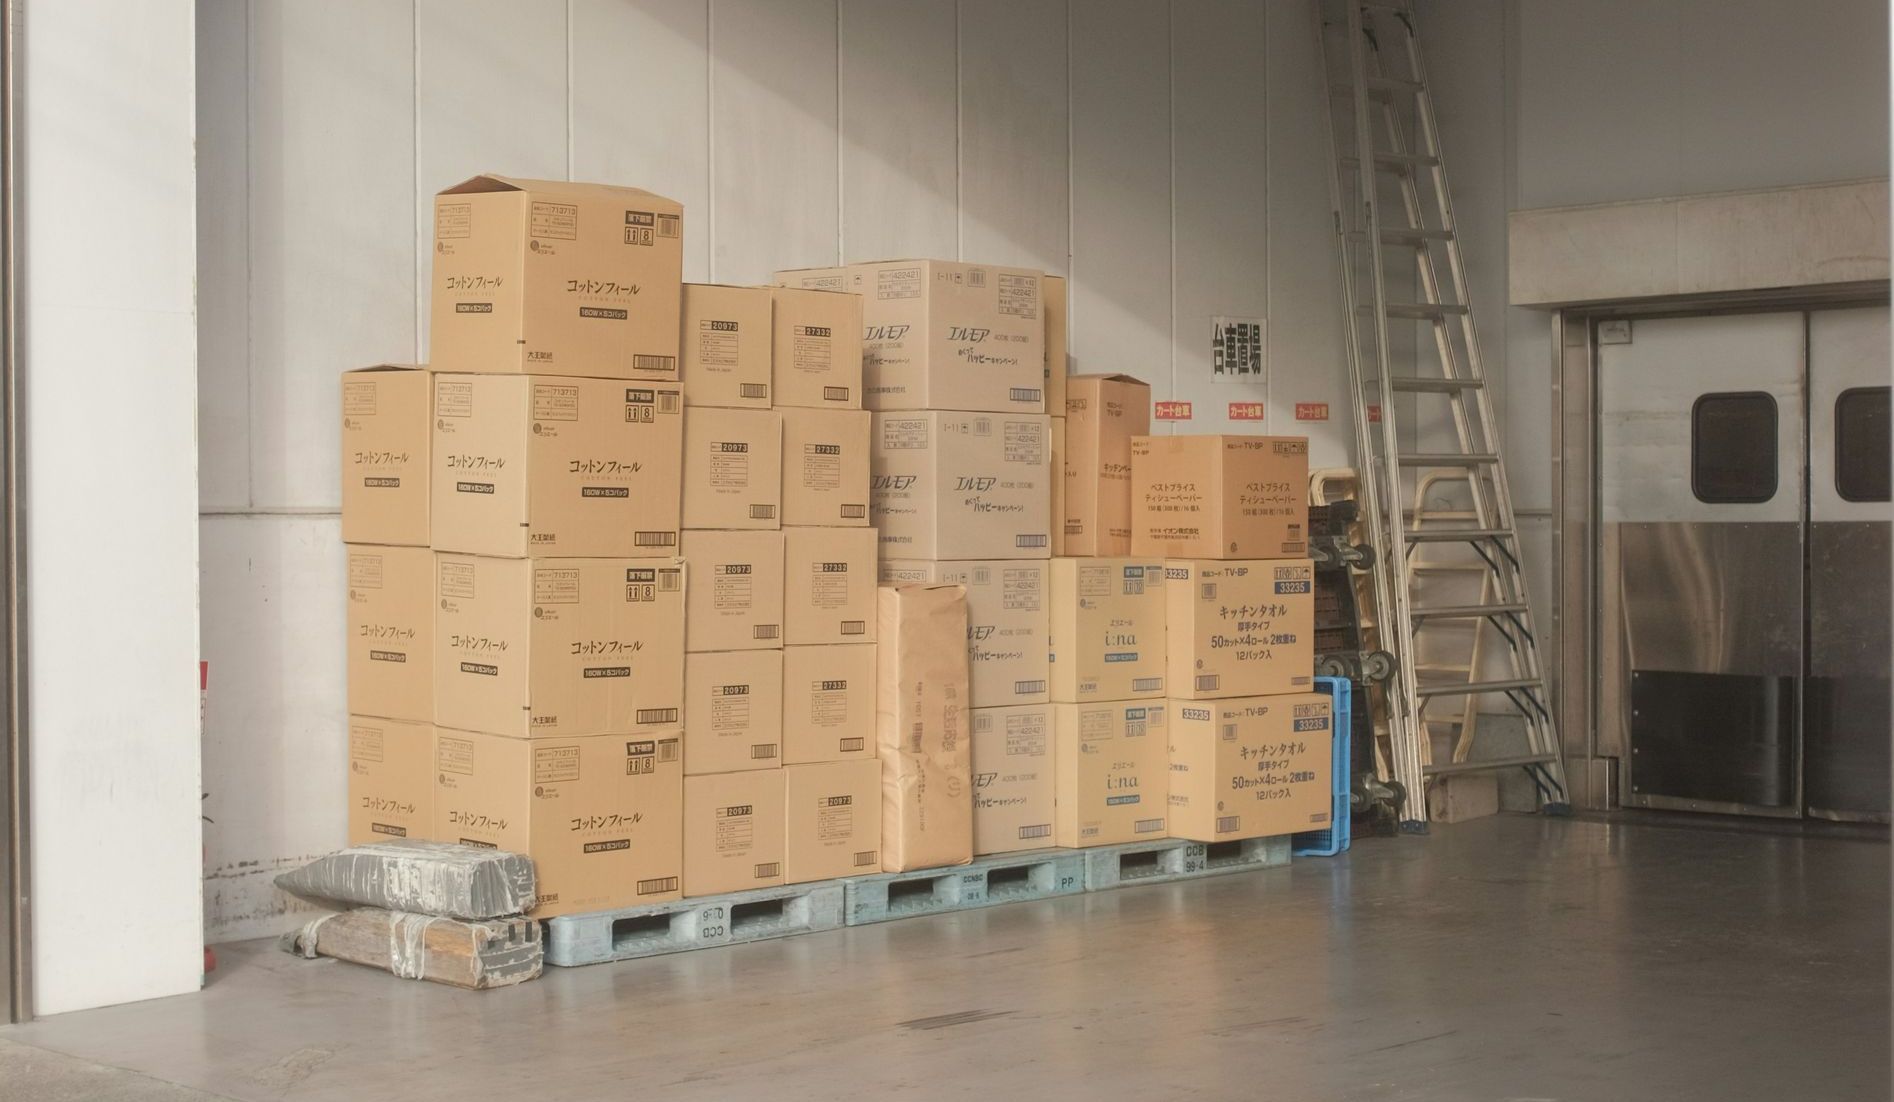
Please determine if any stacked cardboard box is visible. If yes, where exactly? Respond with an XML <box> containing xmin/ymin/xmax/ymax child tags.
<box><xmin>780</xmin><ymin>259</ymin><xmax>1053</xmax><ymax>864</ymax></box>
<box><xmin>677</xmin><ymin>281</ymin><xmax>881</xmax><ymax>893</ymax></box>
<box><xmin>1129</xmin><ymin>434</ymin><xmax>1334</xmax><ymax>843</ymax></box>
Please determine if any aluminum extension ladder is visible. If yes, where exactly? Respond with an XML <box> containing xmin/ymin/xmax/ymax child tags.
<box><xmin>1313</xmin><ymin>0</ymin><xmax>1568</xmax><ymax>830</ymax></box>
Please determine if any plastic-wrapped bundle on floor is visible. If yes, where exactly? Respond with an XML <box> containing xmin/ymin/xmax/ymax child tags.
<box><xmin>274</xmin><ymin>839</ymin><xmax>535</xmax><ymax>920</ymax></box>
<box><xmin>283</xmin><ymin>908</ymin><xmax>542</xmax><ymax>990</ymax></box>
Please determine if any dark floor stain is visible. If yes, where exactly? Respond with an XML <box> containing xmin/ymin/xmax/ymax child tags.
<box><xmin>1366</xmin><ymin>1029</ymin><xmax>1459</xmax><ymax>1054</ymax></box>
<box><xmin>898</xmin><ymin>1009</ymin><xmax>1015</xmax><ymax>1031</ymax></box>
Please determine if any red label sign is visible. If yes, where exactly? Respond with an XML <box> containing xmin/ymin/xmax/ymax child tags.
<box><xmin>1367</xmin><ymin>404</ymin><xmax>1382</xmax><ymax>423</ymax></box>
<box><xmin>1154</xmin><ymin>400</ymin><xmax>1194</xmax><ymax>421</ymax></box>
<box><xmin>1227</xmin><ymin>401</ymin><xmax>1265</xmax><ymax>421</ymax></box>
<box><xmin>1294</xmin><ymin>402</ymin><xmax>1329</xmax><ymax>421</ymax></box>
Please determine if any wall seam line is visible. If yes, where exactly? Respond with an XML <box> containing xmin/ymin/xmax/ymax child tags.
<box><xmin>1064</xmin><ymin>0</ymin><xmax>1074</xmax><ymax>360</ymax></box>
<box><xmin>243</xmin><ymin>0</ymin><xmax>255</xmax><ymax>509</ymax></box>
<box><xmin>566</xmin><ymin>0</ymin><xmax>574</xmax><ymax>180</ymax></box>
<box><xmin>954</xmin><ymin>0</ymin><xmax>963</xmax><ymax>261</ymax></box>
<box><xmin>835</xmin><ymin>0</ymin><xmax>844</xmax><ymax>264</ymax></box>
<box><xmin>706</xmin><ymin>0</ymin><xmax>717</xmax><ymax>283</ymax></box>
<box><xmin>412</xmin><ymin>2</ymin><xmax>421</xmax><ymax>364</ymax></box>
<box><xmin>1168</xmin><ymin>0</ymin><xmax>1177</xmax><ymax>427</ymax></box>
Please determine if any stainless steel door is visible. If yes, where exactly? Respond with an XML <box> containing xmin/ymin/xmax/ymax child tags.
<box><xmin>1600</xmin><ymin>312</ymin><xmax>1808</xmax><ymax>816</ymax></box>
<box><xmin>1805</xmin><ymin>306</ymin><xmax>1891</xmax><ymax>822</ymax></box>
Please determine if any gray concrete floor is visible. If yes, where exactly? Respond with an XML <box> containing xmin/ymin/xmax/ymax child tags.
<box><xmin>0</xmin><ymin>814</ymin><xmax>1886</xmax><ymax>1101</ymax></box>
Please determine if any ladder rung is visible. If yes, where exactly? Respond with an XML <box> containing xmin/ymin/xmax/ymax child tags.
<box><xmin>1403</xmin><ymin>528</ymin><xmax>1515</xmax><ymax>544</ymax></box>
<box><xmin>1397</xmin><ymin>452</ymin><xmax>1499</xmax><ymax>467</ymax></box>
<box><xmin>1330</xmin><ymin>77</ymin><xmax>1424</xmax><ymax>102</ymax></box>
<box><xmin>1416</xmin><ymin>677</ymin><xmax>1545</xmax><ymax>699</ymax></box>
<box><xmin>1383</xmin><ymin>376</ymin><xmax>1483</xmax><ymax>393</ymax></box>
<box><xmin>1340</xmin><ymin>152</ymin><xmax>1440</xmax><ymax>174</ymax></box>
<box><xmin>1411</xmin><ymin>602</ymin><xmax>1529</xmax><ymax>622</ymax></box>
<box><xmin>1409</xmin><ymin>562</ymin><xmax>1489</xmax><ymax>573</ymax></box>
<box><xmin>1350</xmin><ymin>227</ymin><xmax>1454</xmax><ymax>246</ymax></box>
<box><xmin>1361</xmin><ymin>302</ymin><xmax>1470</xmax><ymax>321</ymax></box>
<box><xmin>1424</xmin><ymin>754</ymin><xmax>1557</xmax><ymax>778</ymax></box>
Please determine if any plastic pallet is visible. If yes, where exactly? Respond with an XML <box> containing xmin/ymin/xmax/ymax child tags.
<box><xmin>543</xmin><ymin>880</ymin><xmax>845</xmax><ymax>967</ymax></box>
<box><xmin>1081</xmin><ymin>834</ymin><xmax>1291</xmax><ymax>892</ymax></box>
<box><xmin>1293</xmin><ymin>675</ymin><xmax>1355</xmax><ymax>857</ymax></box>
<box><xmin>844</xmin><ymin>848</ymin><xmax>1086</xmax><ymax>926</ymax></box>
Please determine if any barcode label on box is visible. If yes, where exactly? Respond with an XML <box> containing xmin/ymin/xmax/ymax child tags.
<box><xmin>1009</xmin><ymin>387</ymin><xmax>1042</xmax><ymax>404</ymax></box>
<box><xmin>740</xmin><ymin>383</ymin><xmax>769</xmax><ymax>399</ymax></box>
<box><xmin>638</xmin><ymin>876</ymin><xmax>680</xmax><ymax>896</ymax></box>
<box><xmin>657</xmin><ymin>213</ymin><xmax>680</xmax><ymax>239</ymax></box>
<box><xmin>754</xmin><ymin>624</ymin><xmax>781</xmax><ymax>640</ymax></box>
<box><xmin>1019</xmin><ymin>824</ymin><xmax>1051</xmax><ymax>840</ymax></box>
<box><xmin>753</xmin><ymin>862</ymin><xmax>780</xmax><ymax>879</ymax></box>
<box><xmin>1132</xmin><ymin>677</ymin><xmax>1164</xmax><ymax>693</ymax></box>
<box><xmin>1197</xmin><ymin>675</ymin><xmax>1220</xmax><ymax>692</ymax></box>
<box><xmin>839</xmin><ymin>737</ymin><xmax>865</xmax><ymax>753</ymax></box>
<box><xmin>657</xmin><ymin>389</ymin><xmax>681</xmax><ymax>411</ymax></box>
<box><xmin>823</xmin><ymin>386</ymin><xmax>851</xmax><ymax>402</ymax></box>
<box><xmin>1134</xmin><ymin>818</ymin><xmax>1165</xmax><ymax>835</ymax></box>
<box><xmin>635</xmin><ymin>531</ymin><xmax>678</xmax><ymax>547</ymax></box>
<box><xmin>659</xmin><ymin>568</ymin><xmax>682</xmax><ymax>592</ymax></box>
<box><xmin>1217</xmin><ymin>815</ymin><xmax>1240</xmax><ymax>834</ymax></box>
<box><xmin>1200</xmin><ymin>582</ymin><xmax>1217</xmax><ymax>600</ymax></box>
<box><xmin>1014</xmin><ymin>680</ymin><xmax>1047</xmax><ymax>696</ymax></box>
<box><xmin>636</xmin><ymin>708</ymin><xmax>680</xmax><ymax>726</ymax></box>
<box><xmin>841</xmin><ymin>620</ymin><xmax>866</xmax><ymax>636</ymax></box>
<box><xmin>658</xmin><ymin>739</ymin><xmax>680</xmax><ymax>762</ymax></box>
<box><xmin>1016</xmin><ymin>534</ymin><xmax>1049</xmax><ymax>549</ymax></box>
<box><xmin>750</xmin><ymin>504</ymin><xmax>777</xmax><ymax>520</ymax></box>
<box><xmin>841</xmin><ymin>504</ymin><xmax>867</xmax><ymax>519</ymax></box>
<box><xmin>750</xmin><ymin>744</ymin><xmax>778</xmax><ymax>760</ymax></box>
<box><xmin>853</xmin><ymin>850</ymin><xmax>879</xmax><ymax>867</ymax></box>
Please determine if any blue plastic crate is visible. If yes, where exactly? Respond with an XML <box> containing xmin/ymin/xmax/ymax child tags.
<box><xmin>1292</xmin><ymin>676</ymin><xmax>1352</xmax><ymax>857</ymax></box>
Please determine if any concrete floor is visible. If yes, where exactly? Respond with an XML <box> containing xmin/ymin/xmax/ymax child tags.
<box><xmin>0</xmin><ymin>814</ymin><xmax>1886</xmax><ymax>1101</ymax></box>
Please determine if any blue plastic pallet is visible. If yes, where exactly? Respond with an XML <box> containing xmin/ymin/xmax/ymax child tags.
<box><xmin>1292</xmin><ymin>675</ymin><xmax>1353</xmax><ymax>857</ymax></box>
<box><xmin>1081</xmin><ymin>834</ymin><xmax>1290</xmax><ymax>891</ymax></box>
<box><xmin>543</xmin><ymin>880</ymin><xmax>845</xmax><ymax>967</ymax></box>
<box><xmin>843</xmin><ymin>848</ymin><xmax>1086</xmax><ymax>926</ymax></box>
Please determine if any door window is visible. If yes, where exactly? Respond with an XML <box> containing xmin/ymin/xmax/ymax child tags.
<box><xmin>1834</xmin><ymin>386</ymin><xmax>1890</xmax><ymax>503</ymax></box>
<box><xmin>1691</xmin><ymin>391</ymin><xmax>1778</xmax><ymax>504</ymax></box>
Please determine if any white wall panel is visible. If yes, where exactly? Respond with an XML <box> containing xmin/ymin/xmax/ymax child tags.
<box><xmin>200</xmin><ymin>516</ymin><xmax>346</xmax><ymax>945</ymax></box>
<box><xmin>248</xmin><ymin>1</ymin><xmax>415</xmax><ymax>508</ymax></box>
<box><xmin>197</xmin><ymin>0</ymin><xmax>251</xmax><ymax>509</ymax></box>
<box><xmin>415</xmin><ymin>0</ymin><xmax>568</xmax><ymax>359</ymax></box>
<box><xmin>1167</xmin><ymin>0</ymin><xmax>1267</xmax><ymax>436</ymax></box>
<box><xmin>958</xmin><ymin>0</ymin><xmax>1068</xmax><ymax>274</ymax></box>
<box><xmin>710</xmin><ymin>0</ymin><xmax>839</xmax><ymax>282</ymax></box>
<box><xmin>1069</xmin><ymin>1</ymin><xmax>1171</xmax><ymax>386</ymax></box>
<box><xmin>571</xmin><ymin>0</ymin><xmax>714</xmax><ymax>282</ymax></box>
<box><xmin>840</xmin><ymin>0</ymin><xmax>957</xmax><ymax>262</ymax></box>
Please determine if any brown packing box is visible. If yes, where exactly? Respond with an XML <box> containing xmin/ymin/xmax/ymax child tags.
<box><xmin>879</xmin><ymin>559</ymin><xmax>1049</xmax><ymax>708</ymax></box>
<box><xmin>1047</xmin><ymin>558</ymin><xmax>1168</xmax><ymax>703</ymax></box>
<box><xmin>1165</xmin><ymin>559</ymin><xmax>1316</xmax><ymax>699</ymax></box>
<box><xmin>875</xmin><ymin>585</ymin><xmax>974</xmax><ymax>872</ymax></box>
<box><xmin>970</xmin><ymin>704</ymin><xmax>1055</xmax><ymax>855</ymax></box>
<box><xmin>430</xmin><ymin>175</ymin><xmax>682</xmax><ymax>380</ymax></box>
<box><xmin>1053</xmin><ymin>701</ymin><xmax>1170</xmax><ymax>847</ymax></box>
<box><xmin>682</xmin><ymin>407</ymin><xmax>782</xmax><ymax>530</ymax></box>
<box><xmin>1168</xmin><ymin>693</ymin><xmax>1333</xmax><ymax>842</ymax></box>
<box><xmin>1043</xmin><ymin>275</ymin><xmax>1068</xmax><ymax>419</ymax></box>
<box><xmin>783</xmin><ymin>759</ymin><xmax>882</xmax><ymax>883</ymax></box>
<box><xmin>681</xmin><ymin>530</ymin><xmax>785</xmax><ymax>652</ymax></box>
<box><xmin>784</xmin><ymin>528</ymin><xmax>877</xmax><ymax>646</ymax></box>
<box><xmin>870</xmin><ymin>411</ymin><xmax>1053</xmax><ymax>560</ymax></box>
<box><xmin>1064</xmin><ymin>374</ymin><xmax>1151</xmax><ymax>557</ymax></box>
<box><xmin>434</xmin><ymin>553</ymin><xmax>686</xmax><ymax>738</ymax></box>
<box><xmin>430</xmin><ymin>373</ymin><xmax>682</xmax><ymax>559</ymax></box>
<box><xmin>684</xmin><ymin>770</ymin><xmax>786</xmax><ymax>897</ymax></box>
<box><xmin>680</xmin><ymin>283</ymin><xmax>772</xmax><ymax>408</ymax></box>
<box><xmin>780</xmin><ymin>643</ymin><xmax>876</xmax><ymax>764</ymax></box>
<box><xmin>346</xmin><ymin>545</ymin><xmax>434</xmax><ymax>723</ymax></box>
<box><xmin>347</xmin><ymin>717</ymin><xmax>434</xmax><ymax>846</ymax></box>
<box><xmin>683</xmin><ymin>649</ymin><xmax>783</xmax><ymax>775</ymax></box>
<box><xmin>1130</xmin><ymin>435</ymin><xmax>1310</xmax><ymax>560</ymax></box>
<box><xmin>434</xmin><ymin>729</ymin><xmax>683</xmax><ymax>918</ymax></box>
<box><xmin>341</xmin><ymin>365</ymin><xmax>430</xmax><ymax>546</ymax></box>
<box><xmin>1048</xmin><ymin>417</ymin><xmax>1067</xmax><ymax>556</ymax></box>
<box><xmin>772</xmin><ymin>287</ymin><xmax>864</xmax><ymax>409</ymax></box>
<box><xmin>777</xmin><ymin>260</ymin><xmax>1043</xmax><ymax>413</ymax></box>
<box><xmin>779</xmin><ymin>407</ymin><xmax>870</xmax><ymax>527</ymax></box>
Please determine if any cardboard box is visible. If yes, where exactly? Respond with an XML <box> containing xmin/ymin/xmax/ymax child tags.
<box><xmin>347</xmin><ymin>717</ymin><xmax>434</xmax><ymax>845</ymax></box>
<box><xmin>680</xmin><ymin>283</ymin><xmax>772</xmax><ymax>408</ymax></box>
<box><xmin>1047</xmin><ymin>558</ymin><xmax>1167</xmax><ymax>703</ymax></box>
<box><xmin>682</xmin><ymin>407</ymin><xmax>782</xmax><ymax>530</ymax></box>
<box><xmin>783</xmin><ymin>759</ymin><xmax>882</xmax><ymax>883</ymax></box>
<box><xmin>784</xmin><ymin>527</ymin><xmax>877</xmax><ymax>646</ymax></box>
<box><xmin>777</xmin><ymin>260</ymin><xmax>1043</xmax><ymax>413</ymax></box>
<box><xmin>1043</xmin><ymin>275</ymin><xmax>1068</xmax><ymax>420</ymax></box>
<box><xmin>875</xmin><ymin>584</ymin><xmax>974</xmax><ymax>871</ymax></box>
<box><xmin>1053</xmin><ymin>701</ymin><xmax>1169</xmax><ymax>847</ymax></box>
<box><xmin>434</xmin><ymin>554</ymin><xmax>686</xmax><ymax>738</ymax></box>
<box><xmin>341</xmin><ymin>365</ymin><xmax>430</xmax><ymax>546</ymax></box>
<box><xmin>346</xmin><ymin>545</ymin><xmax>434</xmax><ymax>723</ymax></box>
<box><xmin>970</xmin><ymin>704</ymin><xmax>1054</xmax><ymax>855</ymax></box>
<box><xmin>684</xmin><ymin>770</ymin><xmax>786</xmax><ymax>897</ymax></box>
<box><xmin>1064</xmin><ymin>374</ymin><xmax>1151</xmax><ymax>557</ymax></box>
<box><xmin>434</xmin><ymin>729</ymin><xmax>683</xmax><ymax>918</ymax></box>
<box><xmin>870</xmin><ymin>411</ymin><xmax>1053</xmax><ymax>560</ymax></box>
<box><xmin>1130</xmin><ymin>435</ymin><xmax>1310</xmax><ymax>560</ymax></box>
<box><xmin>683</xmin><ymin>649</ymin><xmax>783</xmax><ymax>775</ymax></box>
<box><xmin>781</xmin><ymin>644</ymin><xmax>876</xmax><ymax>764</ymax></box>
<box><xmin>772</xmin><ymin>287</ymin><xmax>864</xmax><ymax>409</ymax></box>
<box><xmin>681</xmin><ymin>530</ymin><xmax>785</xmax><ymax>652</ymax></box>
<box><xmin>780</xmin><ymin>407</ymin><xmax>870</xmax><ymax>527</ymax></box>
<box><xmin>431</xmin><ymin>373</ymin><xmax>682</xmax><ymax>559</ymax></box>
<box><xmin>879</xmin><ymin>559</ymin><xmax>1048</xmax><ymax>707</ymax></box>
<box><xmin>1165</xmin><ymin>559</ymin><xmax>1316</xmax><ymax>699</ymax></box>
<box><xmin>430</xmin><ymin>175</ymin><xmax>682</xmax><ymax>380</ymax></box>
<box><xmin>1049</xmin><ymin>416</ymin><xmax>1067</xmax><ymax>557</ymax></box>
<box><xmin>1168</xmin><ymin>692</ymin><xmax>1333</xmax><ymax>842</ymax></box>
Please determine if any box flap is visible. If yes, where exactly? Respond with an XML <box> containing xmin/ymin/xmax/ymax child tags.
<box><xmin>438</xmin><ymin>173</ymin><xmax>681</xmax><ymax>207</ymax></box>
<box><xmin>346</xmin><ymin>363</ymin><xmax>427</xmax><ymax>374</ymax></box>
<box><xmin>1070</xmin><ymin>372</ymin><xmax>1149</xmax><ymax>386</ymax></box>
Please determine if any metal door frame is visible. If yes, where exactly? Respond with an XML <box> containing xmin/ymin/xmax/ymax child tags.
<box><xmin>1550</xmin><ymin>282</ymin><xmax>1890</xmax><ymax>814</ymax></box>
<box><xmin>2</xmin><ymin>0</ymin><xmax>24</xmax><ymax>1023</ymax></box>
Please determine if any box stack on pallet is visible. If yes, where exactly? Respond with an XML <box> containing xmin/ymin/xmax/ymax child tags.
<box><xmin>778</xmin><ymin>259</ymin><xmax>1056</xmax><ymax>873</ymax></box>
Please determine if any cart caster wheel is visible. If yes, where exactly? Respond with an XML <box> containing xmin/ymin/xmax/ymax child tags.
<box><xmin>1315</xmin><ymin>654</ymin><xmax>1353</xmax><ymax>679</ymax></box>
<box><xmin>1351</xmin><ymin>544</ymin><xmax>1375</xmax><ymax>570</ymax></box>
<box><xmin>1363</xmin><ymin>650</ymin><xmax>1395</xmax><ymax>682</ymax></box>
